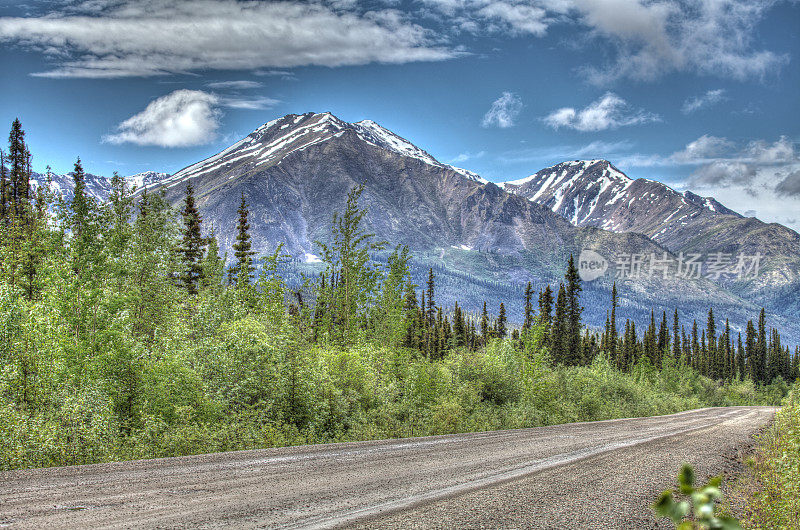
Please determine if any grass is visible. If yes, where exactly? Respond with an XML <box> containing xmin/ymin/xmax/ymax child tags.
<box><xmin>725</xmin><ymin>385</ymin><xmax>800</xmax><ymax>529</ymax></box>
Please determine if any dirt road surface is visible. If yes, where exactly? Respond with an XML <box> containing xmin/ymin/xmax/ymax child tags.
<box><xmin>0</xmin><ymin>406</ymin><xmax>775</xmax><ymax>529</ymax></box>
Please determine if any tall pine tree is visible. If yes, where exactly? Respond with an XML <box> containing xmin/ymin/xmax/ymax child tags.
<box><xmin>178</xmin><ymin>183</ymin><xmax>205</xmax><ymax>295</ymax></box>
<box><xmin>230</xmin><ymin>192</ymin><xmax>256</xmax><ymax>286</ymax></box>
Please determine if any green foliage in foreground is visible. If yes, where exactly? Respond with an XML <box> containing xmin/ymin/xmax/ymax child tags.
<box><xmin>0</xmin><ymin>318</ymin><xmax>785</xmax><ymax>470</ymax></box>
<box><xmin>737</xmin><ymin>386</ymin><xmax>800</xmax><ymax>529</ymax></box>
<box><xmin>655</xmin><ymin>464</ymin><xmax>742</xmax><ymax>530</ymax></box>
<box><xmin>0</xmin><ymin>120</ymin><xmax>791</xmax><ymax>471</ymax></box>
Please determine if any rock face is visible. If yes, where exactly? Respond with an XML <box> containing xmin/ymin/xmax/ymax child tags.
<box><xmin>500</xmin><ymin>160</ymin><xmax>800</xmax><ymax>319</ymax></box>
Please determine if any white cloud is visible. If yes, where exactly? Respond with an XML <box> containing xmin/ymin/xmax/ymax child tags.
<box><xmin>543</xmin><ymin>92</ymin><xmax>659</xmax><ymax>132</ymax></box>
<box><xmin>745</xmin><ymin>136</ymin><xmax>796</xmax><ymax>164</ymax></box>
<box><xmin>671</xmin><ymin>135</ymin><xmax>734</xmax><ymax>162</ymax></box>
<box><xmin>218</xmin><ymin>95</ymin><xmax>279</xmax><ymax>110</ymax></box>
<box><xmin>415</xmin><ymin>0</ymin><xmax>785</xmax><ymax>84</ymax></box>
<box><xmin>574</xmin><ymin>0</ymin><xmax>787</xmax><ymax>84</ymax></box>
<box><xmin>475</xmin><ymin>2</ymin><xmax>549</xmax><ymax>36</ymax></box>
<box><xmin>206</xmin><ymin>80</ymin><xmax>263</xmax><ymax>90</ymax></box>
<box><xmin>482</xmin><ymin>92</ymin><xmax>523</xmax><ymax>128</ymax></box>
<box><xmin>681</xmin><ymin>89</ymin><xmax>726</xmax><ymax>114</ymax></box>
<box><xmin>0</xmin><ymin>0</ymin><xmax>457</xmax><ymax>78</ymax></box>
<box><xmin>103</xmin><ymin>89</ymin><xmax>222</xmax><ymax>147</ymax></box>
<box><xmin>668</xmin><ymin>135</ymin><xmax>800</xmax><ymax>194</ymax></box>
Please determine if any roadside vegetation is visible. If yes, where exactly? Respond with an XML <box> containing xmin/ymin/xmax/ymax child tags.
<box><xmin>1</xmin><ymin>120</ymin><xmax>796</xmax><ymax>471</ymax></box>
<box><xmin>725</xmin><ymin>386</ymin><xmax>800</xmax><ymax>529</ymax></box>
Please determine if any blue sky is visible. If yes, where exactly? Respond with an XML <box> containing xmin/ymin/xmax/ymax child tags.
<box><xmin>0</xmin><ymin>0</ymin><xmax>798</xmax><ymax>228</ymax></box>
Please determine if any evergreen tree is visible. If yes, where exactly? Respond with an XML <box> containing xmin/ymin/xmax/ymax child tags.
<box><xmin>0</xmin><ymin>149</ymin><xmax>8</xmax><ymax>222</ymax></box>
<box><xmin>178</xmin><ymin>183</ymin><xmax>205</xmax><ymax>295</ymax></box>
<box><xmin>8</xmin><ymin>118</ymin><xmax>30</xmax><ymax>220</ymax></box>
<box><xmin>706</xmin><ymin>308</ymin><xmax>717</xmax><ymax>379</ymax></box>
<box><xmin>551</xmin><ymin>283</ymin><xmax>567</xmax><ymax>364</ymax></box>
<box><xmin>523</xmin><ymin>281</ymin><xmax>534</xmax><ymax>331</ymax></box>
<box><xmin>736</xmin><ymin>333</ymin><xmax>745</xmax><ymax>380</ymax></box>
<box><xmin>658</xmin><ymin>311</ymin><xmax>669</xmax><ymax>355</ymax></box>
<box><xmin>453</xmin><ymin>302</ymin><xmax>466</xmax><ymax>348</ymax></box>
<box><xmin>564</xmin><ymin>255</ymin><xmax>583</xmax><ymax>365</ymax></box>
<box><xmin>538</xmin><ymin>285</ymin><xmax>553</xmax><ymax>346</ymax></box>
<box><xmin>609</xmin><ymin>283</ymin><xmax>618</xmax><ymax>357</ymax></box>
<box><xmin>497</xmin><ymin>302</ymin><xmax>507</xmax><ymax>339</ymax></box>
<box><xmin>426</xmin><ymin>267</ymin><xmax>436</xmax><ymax>327</ymax></box>
<box><xmin>70</xmin><ymin>157</ymin><xmax>89</xmax><ymax>239</ymax></box>
<box><xmin>672</xmin><ymin>309</ymin><xmax>681</xmax><ymax>360</ymax></box>
<box><xmin>230</xmin><ymin>192</ymin><xmax>256</xmax><ymax>286</ymax></box>
<box><xmin>480</xmin><ymin>301</ymin><xmax>489</xmax><ymax>343</ymax></box>
<box><xmin>757</xmin><ymin>309</ymin><xmax>767</xmax><ymax>384</ymax></box>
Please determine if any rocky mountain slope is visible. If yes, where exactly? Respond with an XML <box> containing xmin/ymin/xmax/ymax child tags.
<box><xmin>500</xmin><ymin>160</ymin><xmax>800</xmax><ymax>317</ymax></box>
<box><xmin>141</xmin><ymin>112</ymin><xmax>776</xmax><ymax>336</ymax></box>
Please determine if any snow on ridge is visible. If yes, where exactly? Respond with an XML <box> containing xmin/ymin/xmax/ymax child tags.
<box><xmin>158</xmin><ymin>112</ymin><xmax>491</xmax><ymax>187</ymax></box>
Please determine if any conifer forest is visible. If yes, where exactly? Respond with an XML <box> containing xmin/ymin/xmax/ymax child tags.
<box><xmin>1</xmin><ymin>121</ymin><xmax>796</xmax><ymax>470</ymax></box>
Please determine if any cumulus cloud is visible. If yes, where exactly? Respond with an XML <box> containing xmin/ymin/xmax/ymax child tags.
<box><xmin>671</xmin><ymin>135</ymin><xmax>734</xmax><ymax>162</ymax></box>
<box><xmin>103</xmin><ymin>89</ymin><xmax>222</xmax><ymax>147</ymax></box>
<box><xmin>0</xmin><ymin>0</ymin><xmax>456</xmax><ymax>78</ymax></box>
<box><xmin>482</xmin><ymin>92</ymin><xmax>523</xmax><ymax>128</ymax></box>
<box><xmin>681</xmin><ymin>89</ymin><xmax>726</xmax><ymax>114</ymax></box>
<box><xmin>745</xmin><ymin>136</ymin><xmax>796</xmax><ymax>164</ymax></box>
<box><xmin>574</xmin><ymin>0</ymin><xmax>787</xmax><ymax>84</ymax></box>
<box><xmin>415</xmin><ymin>0</ymin><xmax>786</xmax><ymax>84</ymax></box>
<box><xmin>670</xmin><ymin>135</ymin><xmax>800</xmax><ymax>189</ymax></box>
<box><xmin>543</xmin><ymin>92</ymin><xmax>659</xmax><ymax>132</ymax></box>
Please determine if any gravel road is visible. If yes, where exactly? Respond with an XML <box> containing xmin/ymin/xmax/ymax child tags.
<box><xmin>0</xmin><ymin>406</ymin><xmax>775</xmax><ymax>529</ymax></box>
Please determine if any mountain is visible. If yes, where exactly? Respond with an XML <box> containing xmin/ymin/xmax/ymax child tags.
<box><xmin>31</xmin><ymin>170</ymin><xmax>170</xmax><ymax>204</ymax></box>
<box><xmin>499</xmin><ymin>160</ymin><xmax>739</xmax><ymax>238</ymax></box>
<box><xmin>146</xmin><ymin>112</ymin><xmax>779</xmax><ymax>338</ymax></box>
<box><xmin>500</xmin><ymin>160</ymin><xmax>800</xmax><ymax>317</ymax></box>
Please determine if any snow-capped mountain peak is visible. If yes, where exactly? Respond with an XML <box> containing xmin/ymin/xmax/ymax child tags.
<box><xmin>161</xmin><ymin>112</ymin><xmax>487</xmax><ymax>189</ymax></box>
<box><xmin>500</xmin><ymin>159</ymin><xmax>742</xmax><ymax>246</ymax></box>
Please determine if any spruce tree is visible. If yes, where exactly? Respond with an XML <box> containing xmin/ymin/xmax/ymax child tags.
<box><xmin>497</xmin><ymin>302</ymin><xmax>507</xmax><ymax>339</ymax></box>
<box><xmin>8</xmin><ymin>118</ymin><xmax>30</xmax><ymax>220</ymax></box>
<box><xmin>453</xmin><ymin>302</ymin><xmax>466</xmax><ymax>348</ymax></box>
<box><xmin>0</xmin><ymin>149</ymin><xmax>8</xmax><ymax>222</ymax></box>
<box><xmin>178</xmin><ymin>183</ymin><xmax>205</xmax><ymax>295</ymax></box>
<box><xmin>658</xmin><ymin>311</ymin><xmax>669</xmax><ymax>355</ymax></box>
<box><xmin>523</xmin><ymin>281</ymin><xmax>533</xmax><ymax>331</ymax></box>
<box><xmin>757</xmin><ymin>309</ymin><xmax>767</xmax><ymax>384</ymax></box>
<box><xmin>70</xmin><ymin>157</ymin><xmax>89</xmax><ymax>239</ymax></box>
<box><xmin>426</xmin><ymin>268</ymin><xmax>436</xmax><ymax>327</ymax></box>
<box><xmin>481</xmin><ymin>301</ymin><xmax>489</xmax><ymax>343</ymax></box>
<box><xmin>564</xmin><ymin>255</ymin><xmax>583</xmax><ymax>365</ymax></box>
<box><xmin>538</xmin><ymin>285</ymin><xmax>553</xmax><ymax>345</ymax></box>
<box><xmin>609</xmin><ymin>283</ymin><xmax>618</xmax><ymax>357</ymax></box>
<box><xmin>230</xmin><ymin>192</ymin><xmax>256</xmax><ymax>286</ymax></box>
<box><xmin>672</xmin><ymin>309</ymin><xmax>681</xmax><ymax>360</ymax></box>
<box><xmin>551</xmin><ymin>283</ymin><xmax>567</xmax><ymax>364</ymax></box>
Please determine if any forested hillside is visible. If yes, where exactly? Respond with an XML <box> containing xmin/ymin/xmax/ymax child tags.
<box><xmin>1</xmin><ymin>121</ymin><xmax>796</xmax><ymax>470</ymax></box>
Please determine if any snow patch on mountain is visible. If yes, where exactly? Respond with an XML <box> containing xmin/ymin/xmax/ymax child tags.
<box><xmin>164</xmin><ymin>112</ymin><xmax>489</xmax><ymax>188</ymax></box>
